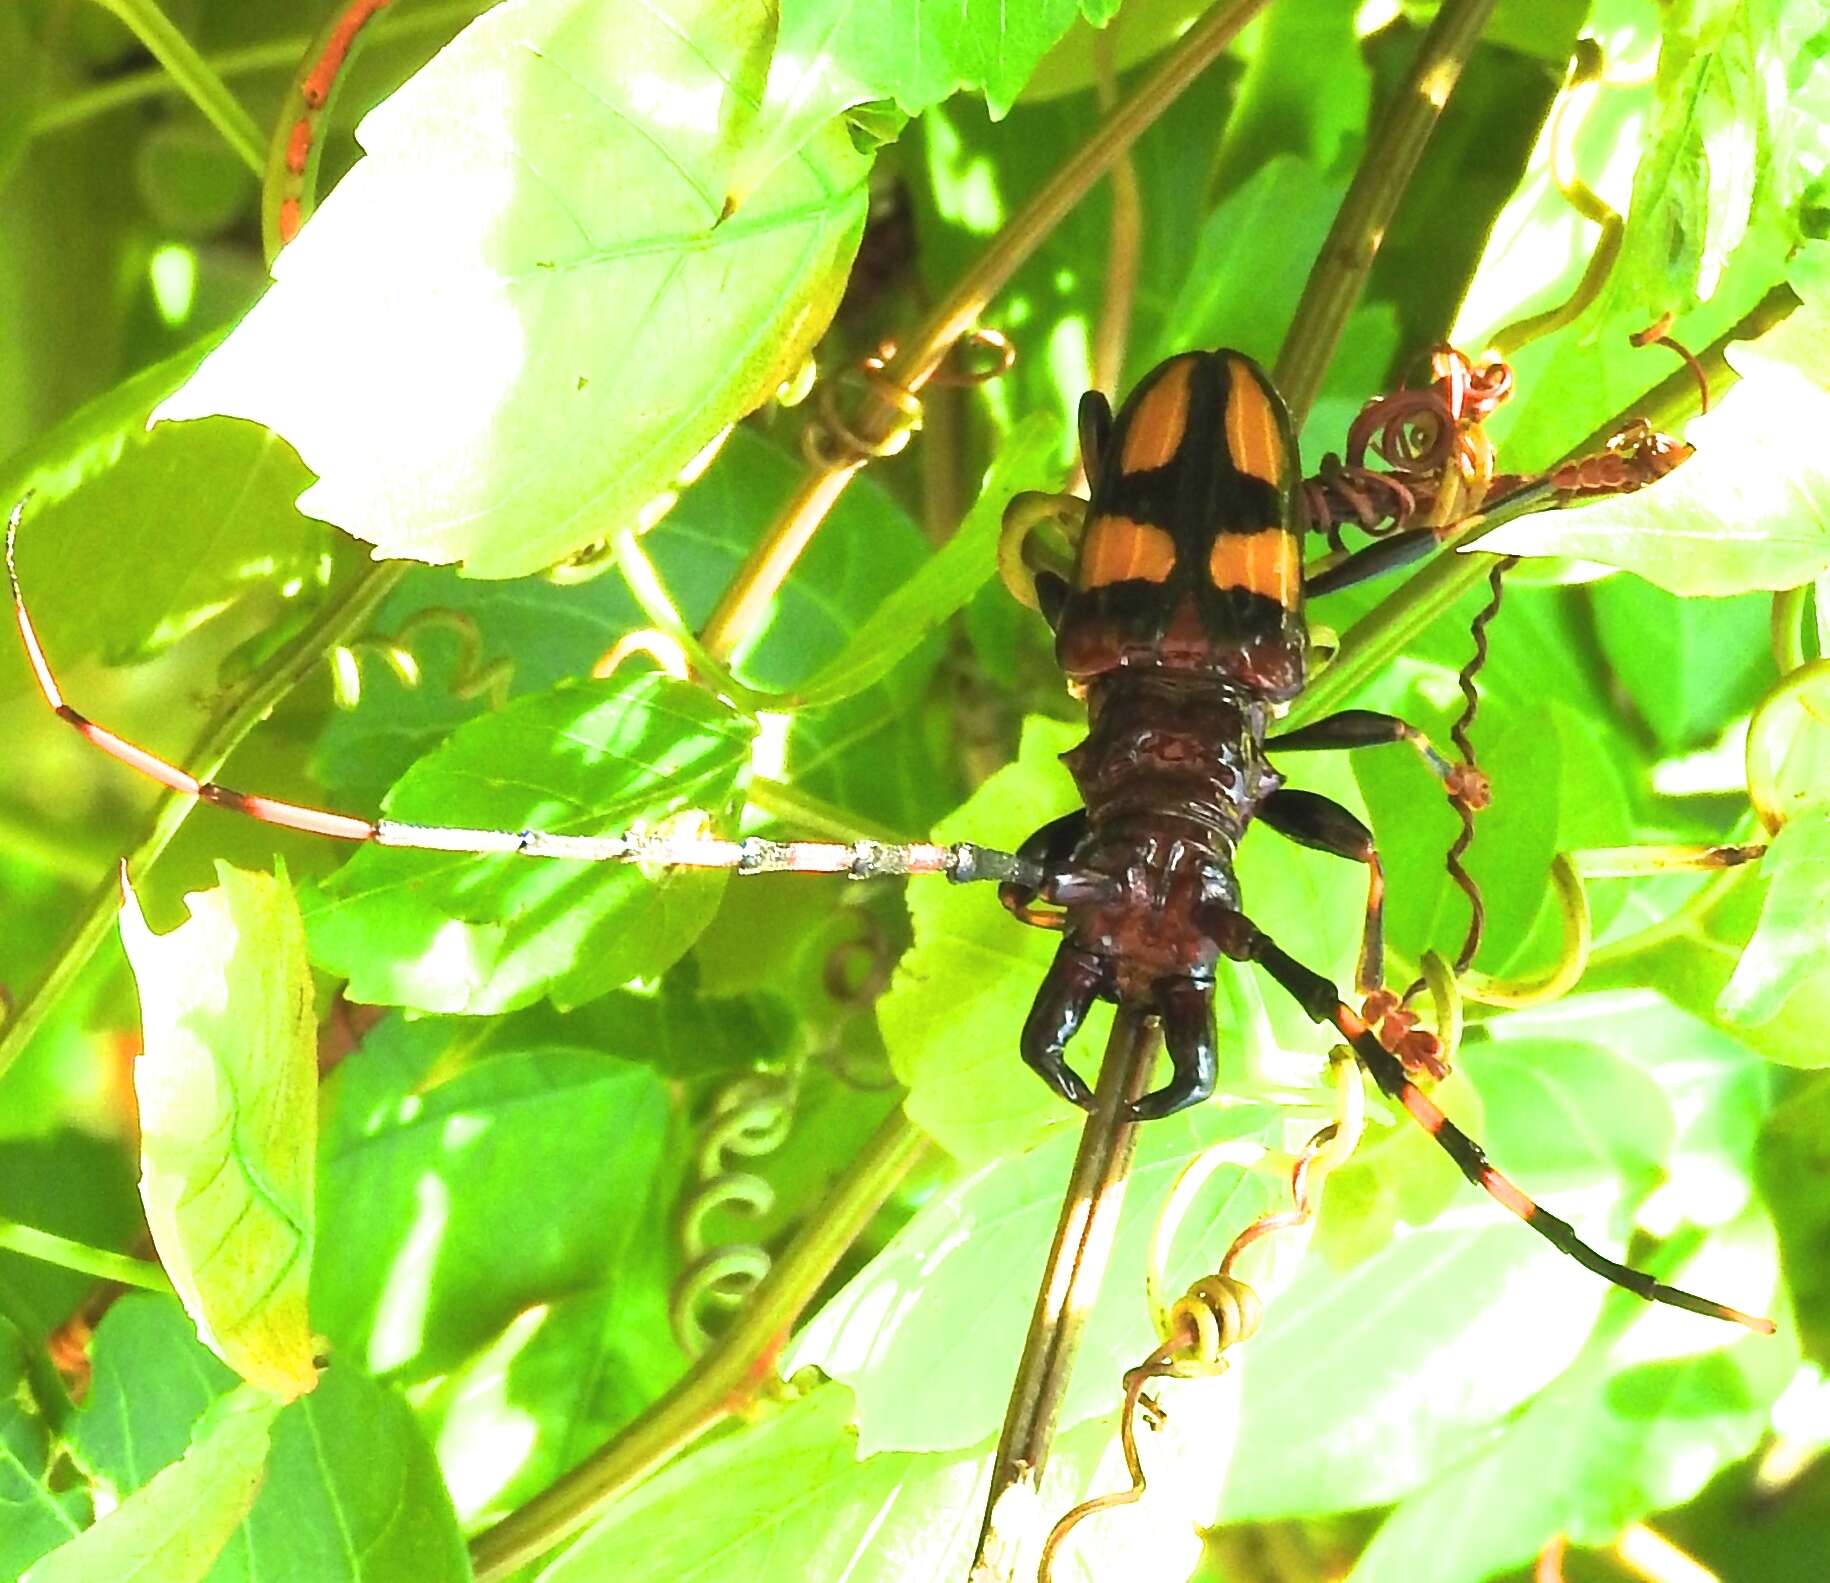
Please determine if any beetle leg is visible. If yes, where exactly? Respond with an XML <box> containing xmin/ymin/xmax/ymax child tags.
<box><xmin>1000</xmin><ymin>810</ymin><xmax>1090</xmax><ymax>930</ymax></box>
<box><xmin>1256</xmin><ymin>788</ymin><xmax>1385</xmax><ymax>994</ymax></box>
<box><xmin>1020</xmin><ymin>944</ymin><xmax>1103</xmax><ymax>1109</ymax></box>
<box><xmin>1128</xmin><ymin>977</ymin><xmax>1217</xmax><ymax>1122</ymax></box>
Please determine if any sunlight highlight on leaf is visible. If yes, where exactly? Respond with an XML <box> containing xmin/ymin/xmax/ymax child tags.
<box><xmin>23</xmin><ymin>1387</ymin><xmax>280</xmax><ymax>1583</ymax></box>
<box><xmin>118</xmin><ymin>865</ymin><xmax>318</xmax><ymax>1402</ymax></box>
<box><xmin>156</xmin><ymin>0</ymin><xmax>870</xmax><ymax>577</ymax></box>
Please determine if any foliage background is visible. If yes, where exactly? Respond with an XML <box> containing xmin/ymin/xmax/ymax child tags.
<box><xmin>3</xmin><ymin>0</ymin><xmax>1830</xmax><ymax>1579</ymax></box>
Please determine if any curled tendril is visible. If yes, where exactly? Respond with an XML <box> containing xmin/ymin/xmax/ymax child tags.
<box><xmin>670</xmin><ymin>1070</ymin><xmax>798</xmax><ymax>1356</ymax></box>
<box><xmin>329</xmin><ymin>608</ymin><xmax>513</xmax><ymax>712</ymax></box>
<box><xmin>1303</xmin><ymin>347</ymin><xmax>1511</xmax><ymax>548</ymax></box>
<box><xmin>802</xmin><ymin>326</ymin><xmax>1014</xmax><ymax>473</ymax></box>
<box><xmin>1043</xmin><ymin>1057</ymin><xmax>1365</xmax><ymax>1579</ymax></box>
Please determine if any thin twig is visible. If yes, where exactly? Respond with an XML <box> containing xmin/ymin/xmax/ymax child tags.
<box><xmin>968</xmin><ymin>1006</ymin><xmax>1160</xmax><ymax>1583</ymax></box>
<box><xmin>0</xmin><ymin>562</ymin><xmax>405</xmax><ymax>1085</ymax></box>
<box><xmin>86</xmin><ymin>0</ymin><xmax>265</xmax><ymax>174</ymax></box>
<box><xmin>1273</xmin><ymin>0</ymin><xmax>1503</xmax><ymax>426</ymax></box>
<box><xmin>697</xmin><ymin>0</ymin><xmax>1272</xmax><ymax>662</ymax></box>
<box><xmin>1090</xmin><ymin>23</ymin><xmax>1143</xmax><ymax>401</ymax></box>
<box><xmin>467</xmin><ymin>1109</ymin><xmax>927</xmax><ymax>1581</ymax></box>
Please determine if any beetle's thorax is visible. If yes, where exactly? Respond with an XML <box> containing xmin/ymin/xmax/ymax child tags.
<box><xmin>1057</xmin><ymin>669</ymin><xmax>1272</xmax><ymax>997</ymax></box>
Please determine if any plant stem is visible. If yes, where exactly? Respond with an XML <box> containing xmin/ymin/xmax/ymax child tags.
<box><xmin>1090</xmin><ymin>23</ymin><xmax>1143</xmax><ymax>400</ymax></box>
<box><xmin>1273</xmin><ymin>0</ymin><xmax>1502</xmax><ymax>425</ymax></box>
<box><xmin>0</xmin><ymin>1221</ymin><xmax>173</xmax><ymax>1293</ymax></box>
<box><xmin>467</xmin><ymin>1107</ymin><xmax>927</xmax><ymax>1581</ymax></box>
<box><xmin>32</xmin><ymin>5</ymin><xmax>482</xmax><ymax>137</ymax></box>
<box><xmin>86</xmin><ymin>0</ymin><xmax>265</xmax><ymax>175</ymax></box>
<box><xmin>968</xmin><ymin>1006</ymin><xmax>1159</xmax><ymax>1583</ymax></box>
<box><xmin>0</xmin><ymin>563</ymin><xmax>404</xmax><ymax>1087</ymax></box>
<box><xmin>697</xmin><ymin>0</ymin><xmax>1272</xmax><ymax>662</ymax></box>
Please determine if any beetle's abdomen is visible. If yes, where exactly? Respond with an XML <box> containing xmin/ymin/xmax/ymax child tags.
<box><xmin>1055</xmin><ymin>350</ymin><xmax>1308</xmax><ymax>700</ymax></box>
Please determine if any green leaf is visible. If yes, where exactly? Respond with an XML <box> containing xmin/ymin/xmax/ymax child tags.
<box><xmin>303</xmin><ymin>672</ymin><xmax>754</xmax><ymax>1014</ymax></box>
<box><xmin>417</xmin><ymin>1277</ymin><xmax>681</xmax><ymax>1525</ymax></box>
<box><xmin>794</xmin><ymin>411</ymin><xmax>1061</xmax><ymax>708</ymax></box>
<box><xmin>66</xmin><ymin>1295</ymin><xmax>239</xmax><ymax>1497</ymax></box>
<box><xmin>744</xmin><ymin>0</ymin><xmax>1116</xmax><ymax>195</ymax></box>
<box><xmin>789</xmin><ymin>1102</ymin><xmax>1283</xmax><ymax>1455</ymax></box>
<box><xmin>212</xmin><ymin>1362</ymin><xmax>469</xmax><ymax>1582</ymax></box>
<box><xmin>1757</xmin><ymin>1070</ymin><xmax>1830</xmax><ymax>1366</ymax></box>
<box><xmin>0</xmin><ymin>1316</ymin><xmax>88</xmax><ymax>1577</ymax></box>
<box><xmin>311</xmin><ymin>427</ymin><xmax>946</xmax><ymax>832</ymax></box>
<box><xmin>1345</xmin><ymin>1216</ymin><xmax>1793</xmax><ymax>1583</ymax></box>
<box><xmin>878</xmin><ymin>715</ymin><xmax>1100</xmax><ymax>1163</ymax></box>
<box><xmin>1590</xmin><ymin>580</ymin><xmax>1774</xmax><ymax>752</ymax></box>
<box><xmin>24</xmin><ymin>1387</ymin><xmax>280</xmax><ymax>1583</ymax></box>
<box><xmin>1719</xmin><ymin>814</ymin><xmax>1830</xmax><ymax>1023</ymax></box>
<box><xmin>314</xmin><ymin>1018</ymin><xmax>672</xmax><ymax>1380</ymax></box>
<box><xmin>1478</xmin><ymin>306</ymin><xmax>1830</xmax><ymax>592</ymax></box>
<box><xmin>118</xmin><ymin>864</ymin><xmax>318</xmax><ymax>1402</ymax></box>
<box><xmin>1747</xmin><ymin>659</ymin><xmax>1830</xmax><ymax>829</ymax></box>
<box><xmin>0</xmin><ymin>334</ymin><xmax>326</xmax><ymax>664</ymax></box>
<box><xmin>538</xmin><ymin>1385</ymin><xmax>973</xmax><ymax>1583</ymax></box>
<box><xmin>157</xmin><ymin>0</ymin><xmax>870</xmax><ymax>577</ymax></box>
<box><xmin>1609</xmin><ymin>0</ymin><xmax>1774</xmax><ymax>316</ymax></box>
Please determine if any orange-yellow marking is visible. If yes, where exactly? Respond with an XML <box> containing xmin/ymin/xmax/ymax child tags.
<box><xmin>1079</xmin><ymin>514</ymin><xmax>1177</xmax><ymax>589</ymax></box>
<box><xmin>1208</xmin><ymin>527</ymin><xmax>1299</xmax><ymax>605</ymax></box>
<box><xmin>1224</xmin><ymin>357</ymin><xmax>1284</xmax><ymax>484</ymax></box>
<box><xmin>1400</xmin><ymin>1083</ymin><xmax>1446</xmax><ymax>1135</ymax></box>
<box><xmin>1480</xmin><ymin>1168</ymin><xmax>1536</xmax><ymax>1221</ymax></box>
<box><xmin>1119</xmin><ymin>357</ymin><xmax>1195</xmax><ymax>473</ymax></box>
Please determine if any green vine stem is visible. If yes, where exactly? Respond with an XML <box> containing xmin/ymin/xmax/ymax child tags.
<box><xmin>1771</xmin><ymin>584</ymin><xmax>1811</xmax><ymax>676</ymax></box>
<box><xmin>0</xmin><ymin>1220</ymin><xmax>173</xmax><ymax>1294</ymax></box>
<box><xmin>32</xmin><ymin>4</ymin><xmax>481</xmax><ymax>138</ymax></box>
<box><xmin>0</xmin><ymin>562</ymin><xmax>405</xmax><ymax>1086</ymax></box>
<box><xmin>697</xmin><ymin>0</ymin><xmax>1273</xmax><ymax>661</ymax></box>
<box><xmin>86</xmin><ymin>0</ymin><xmax>265</xmax><ymax>175</ymax></box>
<box><xmin>1272</xmin><ymin>0</ymin><xmax>1502</xmax><ymax>425</ymax></box>
<box><xmin>466</xmin><ymin>1108</ymin><xmax>928</xmax><ymax>1581</ymax></box>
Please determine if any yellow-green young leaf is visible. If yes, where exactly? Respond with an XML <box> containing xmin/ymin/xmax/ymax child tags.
<box><xmin>23</xmin><ymin>1387</ymin><xmax>280</xmax><ymax>1583</ymax></box>
<box><xmin>119</xmin><ymin>866</ymin><xmax>318</xmax><ymax>1401</ymax></box>
<box><xmin>1475</xmin><ymin>306</ymin><xmax>1830</xmax><ymax>593</ymax></box>
<box><xmin>1719</xmin><ymin>814</ymin><xmax>1830</xmax><ymax>1025</ymax></box>
<box><xmin>155</xmin><ymin>0</ymin><xmax>870</xmax><ymax>578</ymax></box>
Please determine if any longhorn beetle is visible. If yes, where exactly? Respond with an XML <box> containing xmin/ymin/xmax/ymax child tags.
<box><xmin>6</xmin><ymin>347</ymin><xmax>1772</xmax><ymax>1334</ymax></box>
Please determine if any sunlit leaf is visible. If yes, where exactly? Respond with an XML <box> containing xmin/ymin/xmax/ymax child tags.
<box><xmin>0</xmin><ymin>335</ymin><xmax>326</xmax><ymax>665</ymax></box>
<box><xmin>1719</xmin><ymin>814</ymin><xmax>1830</xmax><ymax>1023</ymax></box>
<box><xmin>1609</xmin><ymin>0</ymin><xmax>1779</xmax><ymax>314</ymax></box>
<box><xmin>1478</xmin><ymin>307</ymin><xmax>1830</xmax><ymax>591</ymax></box>
<box><xmin>0</xmin><ymin>1316</ymin><xmax>87</xmax><ymax>1577</ymax></box>
<box><xmin>157</xmin><ymin>0</ymin><xmax>871</xmax><ymax>577</ymax></box>
<box><xmin>303</xmin><ymin>672</ymin><xmax>754</xmax><ymax>1014</ymax></box>
<box><xmin>788</xmin><ymin>1102</ymin><xmax>1283</xmax><ymax>1455</ymax></box>
<box><xmin>23</xmin><ymin>1387</ymin><xmax>279</xmax><ymax>1583</ymax></box>
<box><xmin>313</xmin><ymin>1017</ymin><xmax>672</xmax><ymax>1380</ymax></box>
<box><xmin>743</xmin><ymin>0</ymin><xmax>1122</xmax><ymax>194</ymax></box>
<box><xmin>118</xmin><ymin>864</ymin><xmax>318</xmax><ymax>1402</ymax></box>
<box><xmin>538</xmin><ymin>1385</ymin><xmax>979</xmax><ymax>1583</ymax></box>
<box><xmin>1346</xmin><ymin>1215</ymin><xmax>1791</xmax><ymax>1583</ymax></box>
